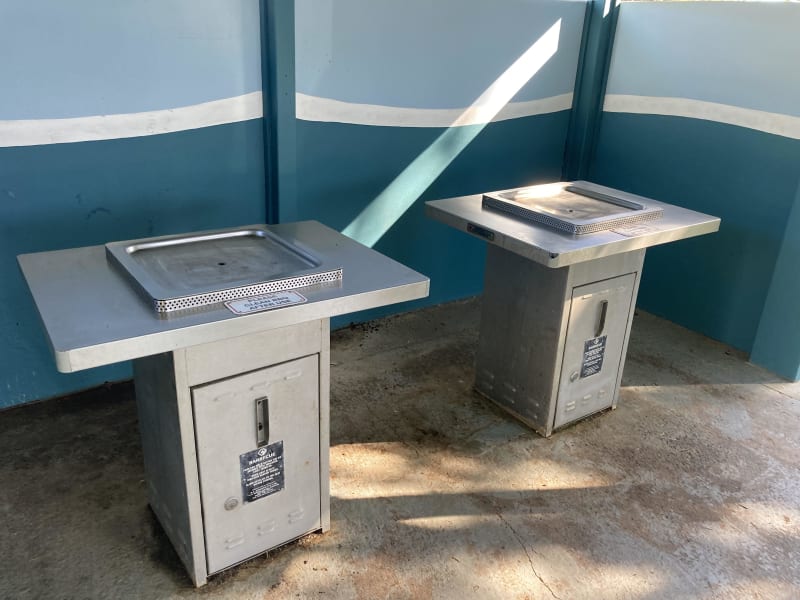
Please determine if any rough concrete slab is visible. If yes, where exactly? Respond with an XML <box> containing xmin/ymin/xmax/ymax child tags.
<box><xmin>0</xmin><ymin>299</ymin><xmax>798</xmax><ymax>599</ymax></box>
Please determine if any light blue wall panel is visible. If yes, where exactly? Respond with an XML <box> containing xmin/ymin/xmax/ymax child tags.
<box><xmin>0</xmin><ymin>0</ymin><xmax>261</xmax><ymax>119</ymax></box>
<box><xmin>606</xmin><ymin>2</ymin><xmax>800</xmax><ymax>117</ymax></box>
<box><xmin>296</xmin><ymin>0</ymin><xmax>586</xmax><ymax>109</ymax></box>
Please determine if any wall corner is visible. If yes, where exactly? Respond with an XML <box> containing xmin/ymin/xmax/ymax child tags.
<box><xmin>562</xmin><ymin>0</ymin><xmax>620</xmax><ymax>181</ymax></box>
<box><xmin>751</xmin><ymin>177</ymin><xmax>800</xmax><ymax>381</ymax></box>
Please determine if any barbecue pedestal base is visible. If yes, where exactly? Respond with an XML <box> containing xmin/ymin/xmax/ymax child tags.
<box><xmin>134</xmin><ymin>319</ymin><xmax>330</xmax><ymax>585</ymax></box>
<box><xmin>476</xmin><ymin>245</ymin><xmax>644</xmax><ymax>437</ymax></box>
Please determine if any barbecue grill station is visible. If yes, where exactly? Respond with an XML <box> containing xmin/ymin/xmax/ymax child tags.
<box><xmin>18</xmin><ymin>221</ymin><xmax>429</xmax><ymax>586</ymax></box>
<box><xmin>427</xmin><ymin>181</ymin><xmax>720</xmax><ymax>437</ymax></box>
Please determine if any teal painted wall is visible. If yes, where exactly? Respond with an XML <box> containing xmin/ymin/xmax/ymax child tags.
<box><xmin>2</xmin><ymin>122</ymin><xmax>266</xmax><ymax>406</ymax></box>
<box><xmin>1</xmin><ymin>2</ymin><xmax>265</xmax><ymax>408</ymax></box>
<box><xmin>590</xmin><ymin>2</ymin><xmax>800</xmax><ymax>376</ymax></box>
<box><xmin>1</xmin><ymin>129</ymin><xmax>267</xmax><ymax>409</ymax></box>
<box><xmin>296</xmin><ymin>114</ymin><xmax>572</xmax><ymax>323</ymax></box>
<box><xmin>591</xmin><ymin>114</ymin><xmax>799</xmax><ymax>351</ymax></box>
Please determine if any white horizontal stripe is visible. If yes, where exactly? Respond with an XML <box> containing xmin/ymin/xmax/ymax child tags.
<box><xmin>0</xmin><ymin>92</ymin><xmax>263</xmax><ymax>148</ymax></box>
<box><xmin>296</xmin><ymin>92</ymin><xmax>573</xmax><ymax>127</ymax></box>
<box><xmin>604</xmin><ymin>94</ymin><xmax>800</xmax><ymax>140</ymax></box>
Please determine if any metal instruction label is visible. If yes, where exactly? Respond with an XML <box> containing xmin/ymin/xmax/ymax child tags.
<box><xmin>580</xmin><ymin>335</ymin><xmax>607</xmax><ymax>378</ymax></box>
<box><xmin>240</xmin><ymin>441</ymin><xmax>285</xmax><ymax>503</ymax></box>
<box><xmin>612</xmin><ymin>223</ymin><xmax>662</xmax><ymax>237</ymax></box>
<box><xmin>225</xmin><ymin>291</ymin><xmax>307</xmax><ymax>315</ymax></box>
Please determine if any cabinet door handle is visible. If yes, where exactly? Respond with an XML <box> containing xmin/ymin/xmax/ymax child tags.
<box><xmin>595</xmin><ymin>300</ymin><xmax>608</xmax><ymax>337</ymax></box>
<box><xmin>255</xmin><ymin>396</ymin><xmax>269</xmax><ymax>447</ymax></box>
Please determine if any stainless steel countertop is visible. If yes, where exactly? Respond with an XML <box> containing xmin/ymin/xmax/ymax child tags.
<box><xmin>426</xmin><ymin>183</ymin><xmax>720</xmax><ymax>268</ymax></box>
<box><xmin>18</xmin><ymin>221</ymin><xmax>430</xmax><ymax>373</ymax></box>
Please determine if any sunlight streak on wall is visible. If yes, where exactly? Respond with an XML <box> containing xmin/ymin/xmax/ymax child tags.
<box><xmin>341</xmin><ymin>20</ymin><xmax>562</xmax><ymax>248</ymax></box>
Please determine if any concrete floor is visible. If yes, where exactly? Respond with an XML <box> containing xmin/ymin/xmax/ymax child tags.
<box><xmin>1</xmin><ymin>298</ymin><xmax>799</xmax><ymax>600</ymax></box>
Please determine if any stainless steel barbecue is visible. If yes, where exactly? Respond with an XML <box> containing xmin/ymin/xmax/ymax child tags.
<box><xmin>427</xmin><ymin>180</ymin><xmax>720</xmax><ymax>437</ymax></box>
<box><xmin>18</xmin><ymin>221</ymin><xmax>429</xmax><ymax>585</ymax></box>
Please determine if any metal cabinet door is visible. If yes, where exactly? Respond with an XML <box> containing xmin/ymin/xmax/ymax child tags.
<box><xmin>192</xmin><ymin>354</ymin><xmax>321</xmax><ymax>574</ymax></box>
<box><xmin>554</xmin><ymin>273</ymin><xmax>636</xmax><ymax>429</ymax></box>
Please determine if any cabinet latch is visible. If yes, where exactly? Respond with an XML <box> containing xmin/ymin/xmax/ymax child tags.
<box><xmin>255</xmin><ymin>396</ymin><xmax>269</xmax><ymax>447</ymax></box>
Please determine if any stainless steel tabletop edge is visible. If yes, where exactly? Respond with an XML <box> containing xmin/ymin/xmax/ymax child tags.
<box><xmin>18</xmin><ymin>221</ymin><xmax>430</xmax><ymax>373</ymax></box>
<box><xmin>425</xmin><ymin>195</ymin><xmax>721</xmax><ymax>268</ymax></box>
<box><xmin>60</xmin><ymin>280</ymin><xmax>430</xmax><ymax>373</ymax></box>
